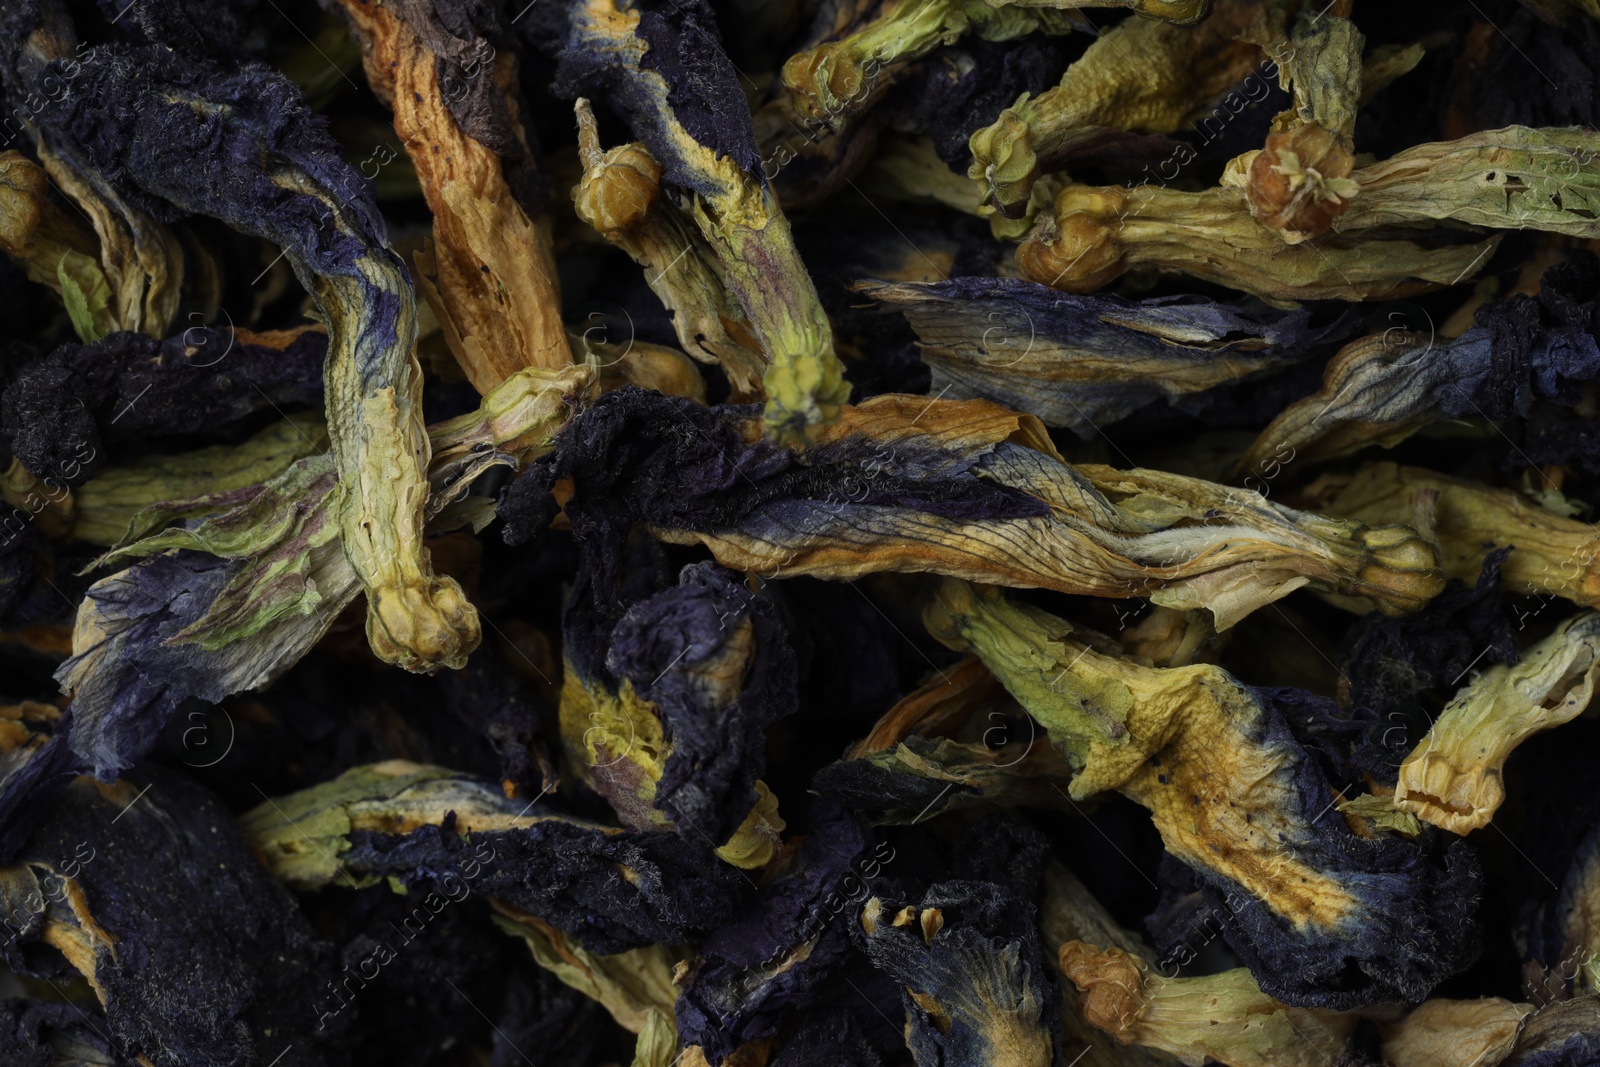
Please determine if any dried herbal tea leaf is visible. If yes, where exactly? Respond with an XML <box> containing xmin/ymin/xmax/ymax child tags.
<box><xmin>674</xmin><ymin>800</ymin><xmax>874</xmax><ymax>1061</ymax></box>
<box><xmin>2</xmin><ymin>326</ymin><xmax>325</xmax><ymax>488</ymax></box>
<box><xmin>55</xmin><ymin>366</ymin><xmax>590</xmax><ymax>780</ymax></box>
<box><xmin>0</xmin><ymin>151</ymin><xmax>112</xmax><ymax>341</ymax></box>
<box><xmin>571</xmin><ymin>101</ymin><xmax>767</xmax><ymax>396</ymax></box>
<box><xmin>1239</xmin><ymin>252</ymin><xmax>1600</xmax><ymax>471</ymax></box>
<box><xmin>781</xmin><ymin>0</ymin><xmax>1079</xmax><ymax>127</ymax></box>
<box><xmin>20</xmin><ymin>42</ymin><xmax>479</xmax><ymax>671</ymax></box>
<box><xmin>856</xmin><ymin>882</ymin><xmax>1059</xmax><ymax>1067</ymax></box>
<box><xmin>242</xmin><ymin>761</ymin><xmax>748</xmax><ymax>953</ymax></box>
<box><xmin>814</xmin><ymin>657</ymin><xmax>1077</xmax><ymax>823</ymax></box>
<box><xmin>0</xmin><ymin>773</ymin><xmax>338</xmax><ymax>1067</ymax></box>
<box><xmin>1375</xmin><ymin>997</ymin><xmax>1533</xmax><ymax>1067</ymax></box>
<box><xmin>560</xmin><ymin>561</ymin><xmax>796</xmax><ymax>866</ymax></box>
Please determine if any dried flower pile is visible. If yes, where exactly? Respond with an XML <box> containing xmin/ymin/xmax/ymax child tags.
<box><xmin>1</xmin><ymin>0</ymin><xmax>1599</xmax><ymax>1065</ymax></box>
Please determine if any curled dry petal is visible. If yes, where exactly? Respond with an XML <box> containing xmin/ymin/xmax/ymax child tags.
<box><xmin>1395</xmin><ymin>612</ymin><xmax>1600</xmax><ymax>834</ymax></box>
<box><xmin>1376</xmin><ymin>997</ymin><xmax>1532</xmax><ymax>1067</ymax></box>
<box><xmin>967</xmin><ymin>0</ymin><xmax>1263</xmax><ymax>216</ymax></box>
<box><xmin>1058</xmin><ymin>942</ymin><xmax>1358</xmax><ymax>1067</ymax></box>
<box><xmin>1017</xmin><ymin>182</ymin><xmax>1500</xmax><ymax>304</ymax></box>
<box><xmin>508</xmin><ymin>391</ymin><xmax>1443</xmax><ymax>631</ymax></box>
<box><xmin>1310</xmin><ymin>462</ymin><xmax>1600</xmax><ymax>608</ymax></box>
<box><xmin>332</xmin><ymin>0</ymin><xmax>570</xmax><ymax>392</ymax></box>
<box><xmin>927</xmin><ymin>579</ymin><xmax>1480</xmax><ymax>1008</ymax></box>
<box><xmin>571</xmin><ymin>100</ymin><xmax>767</xmax><ymax>396</ymax></box>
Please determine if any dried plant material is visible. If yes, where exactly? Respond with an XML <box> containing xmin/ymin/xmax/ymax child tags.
<box><xmin>1245</xmin><ymin>123</ymin><xmax>1359</xmax><ymax>241</ymax></box>
<box><xmin>333</xmin><ymin>0</ymin><xmax>568</xmax><ymax>392</ymax></box>
<box><xmin>1259</xmin><ymin>5</ymin><xmax>1364</xmax><ymax>146</ymax></box>
<box><xmin>1501</xmin><ymin>996</ymin><xmax>1600</xmax><ymax>1064</ymax></box>
<box><xmin>1017</xmin><ymin>183</ymin><xmax>1500</xmax><ymax>303</ymax></box>
<box><xmin>0</xmin><ymin>774</ymin><xmax>341</xmax><ymax>1065</ymax></box>
<box><xmin>588</xmin><ymin>337</ymin><xmax>709</xmax><ymax>402</ymax></box>
<box><xmin>55</xmin><ymin>365</ymin><xmax>592</xmax><ymax>782</ymax></box>
<box><xmin>967</xmin><ymin>0</ymin><xmax>1264</xmax><ymax>216</ymax></box>
<box><xmin>926</xmin><ymin>579</ymin><xmax>1479</xmax><ymax>1008</ymax></box>
<box><xmin>1058</xmin><ymin>942</ymin><xmax>1358</xmax><ymax>1067</ymax></box>
<box><xmin>571</xmin><ymin>102</ymin><xmax>766</xmax><ymax>396</ymax></box>
<box><xmin>815</xmin><ymin>657</ymin><xmax>1078</xmax><ymax>822</ymax></box>
<box><xmin>1337</xmin><ymin>792</ymin><xmax>1422</xmax><ymax>837</ymax></box>
<box><xmin>505</xmin><ymin>391</ymin><xmax>1442</xmax><ymax>631</ymax></box>
<box><xmin>35</xmin><ymin>144</ymin><xmax>183</xmax><ymax>341</ymax></box>
<box><xmin>0</xmin><ymin>150</ymin><xmax>113</xmax><ymax>340</ymax></box>
<box><xmin>534</xmin><ymin>0</ymin><xmax>848</xmax><ymax>442</ymax></box>
<box><xmin>492</xmin><ymin>905</ymin><xmax>681</xmax><ymax>1036</ymax></box>
<box><xmin>69</xmin><ymin>418</ymin><xmax>329</xmax><ymax>547</ymax></box>
<box><xmin>781</xmin><ymin>0</ymin><xmax>1077</xmax><ymax>123</ymax></box>
<box><xmin>1310</xmin><ymin>462</ymin><xmax>1600</xmax><ymax>608</ymax></box>
<box><xmin>857</xmin><ymin>880</ymin><xmax>1059</xmax><ymax>1067</ymax></box>
<box><xmin>243</xmin><ymin>761</ymin><xmax>747</xmax><ymax>954</ymax></box>
<box><xmin>1332</xmin><ymin>127</ymin><xmax>1600</xmax><ymax>239</ymax></box>
<box><xmin>1039</xmin><ymin>866</ymin><xmax>1180</xmax><ymax>1067</ymax></box>
<box><xmin>558</xmin><ymin>562</ymin><xmax>795</xmax><ymax>868</ymax></box>
<box><xmin>1394</xmin><ymin>612</ymin><xmax>1600</xmax><ymax>835</ymax></box>
<box><xmin>3</xmin><ymin>325</ymin><xmax>326</xmax><ymax>489</ymax></box>
<box><xmin>858</xmin><ymin>276</ymin><xmax>1360</xmax><ymax>435</ymax></box>
<box><xmin>1240</xmin><ymin>252</ymin><xmax>1600</xmax><ymax>473</ymax></box>
<box><xmin>1376</xmin><ymin>997</ymin><xmax>1533</xmax><ymax>1067</ymax></box>
<box><xmin>17</xmin><ymin>44</ymin><xmax>484</xmax><ymax>672</ymax></box>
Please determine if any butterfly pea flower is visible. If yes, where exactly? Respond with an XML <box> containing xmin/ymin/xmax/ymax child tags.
<box><xmin>502</xmin><ymin>389</ymin><xmax>1441</xmax><ymax>632</ymax></box>
<box><xmin>242</xmin><ymin>761</ymin><xmax>747</xmax><ymax>954</ymax></box>
<box><xmin>1037</xmin><ymin>863</ymin><xmax>1182</xmax><ymax>1067</ymax></box>
<box><xmin>2</xmin><ymin>325</ymin><xmax>326</xmax><ymax>488</ymax></box>
<box><xmin>1374</xmin><ymin>997</ymin><xmax>1533</xmax><ymax>1067</ymax></box>
<box><xmin>55</xmin><ymin>364</ymin><xmax>593</xmax><ymax>782</ymax></box>
<box><xmin>814</xmin><ymin>654</ymin><xmax>1078</xmax><ymax>824</ymax></box>
<box><xmin>0</xmin><ymin>12</ymin><xmax>184</xmax><ymax>342</ymax></box>
<box><xmin>328</xmin><ymin>0</ymin><xmax>569</xmax><ymax>392</ymax></box>
<box><xmin>854</xmin><ymin>881</ymin><xmax>1060</xmax><ymax>1067</ymax></box>
<box><xmin>0</xmin><ymin>772</ymin><xmax>339</xmax><ymax>1067</ymax></box>
<box><xmin>16</xmin><ymin>42</ymin><xmax>478</xmax><ymax>671</ymax></box>
<box><xmin>1239</xmin><ymin>252</ymin><xmax>1600</xmax><ymax>474</ymax></box>
<box><xmin>1522</xmin><ymin>821</ymin><xmax>1600</xmax><ymax>1001</ymax></box>
<box><xmin>68</xmin><ymin>417</ymin><xmax>329</xmax><ymax>547</ymax></box>
<box><xmin>571</xmin><ymin>99</ymin><xmax>768</xmax><ymax>397</ymax></box>
<box><xmin>1394</xmin><ymin>612</ymin><xmax>1600</xmax><ymax>835</ymax></box>
<box><xmin>925</xmin><ymin>578</ymin><xmax>1481</xmax><ymax>1008</ymax></box>
<box><xmin>780</xmin><ymin>0</ymin><xmax>1082</xmax><ymax>129</ymax></box>
<box><xmin>966</xmin><ymin>0</ymin><xmax>1263</xmax><ymax>218</ymax></box>
<box><xmin>1059</xmin><ymin>941</ymin><xmax>1360</xmax><ymax>1067</ymax></box>
<box><xmin>675</xmin><ymin>799</ymin><xmax>874</xmax><ymax>1062</ymax></box>
<box><xmin>492</xmin><ymin>904</ymin><xmax>683</xmax><ymax>1062</ymax></box>
<box><xmin>528</xmin><ymin>0</ymin><xmax>848</xmax><ymax>441</ymax></box>
<box><xmin>560</xmin><ymin>561</ymin><xmax>796</xmax><ymax>868</ymax></box>
<box><xmin>1017</xmin><ymin>181</ymin><xmax>1503</xmax><ymax>303</ymax></box>
<box><xmin>859</xmin><ymin>276</ymin><xmax>1362</xmax><ymax>436</ymax></box>
<box><xmin>0</xmin><ymin>150</ymin><xmax>113</xmax><ymax>340</ymax></box>
<box><xmin>1235</xmin><ymin>4</ymin><xmax>1364</xmax><ymax>243</ymax></box>
<box><xmin>1310</xmin><ymin>462</ymin><xmax>1600</xmax><ymax>609</ymax></box>
<box><xmin>1500</xmin><ymin>996</ymin><xmax>1600</xmax><ymax>1066</ymax></box>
